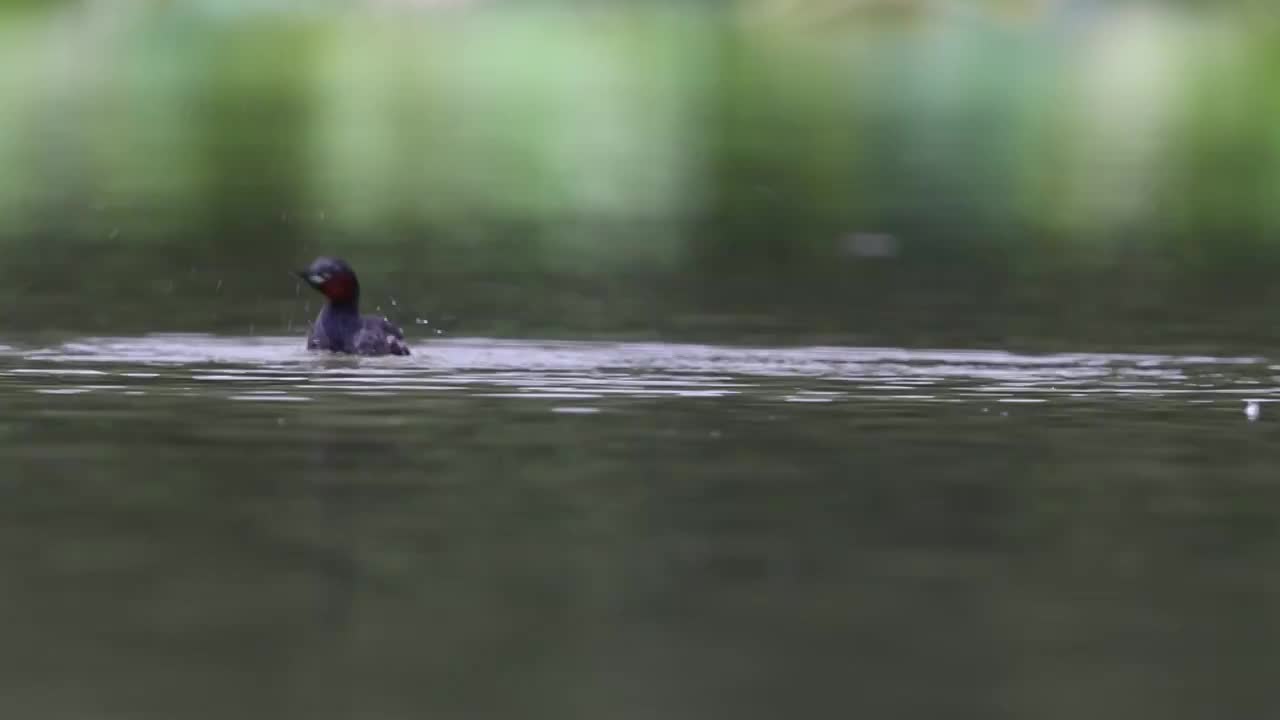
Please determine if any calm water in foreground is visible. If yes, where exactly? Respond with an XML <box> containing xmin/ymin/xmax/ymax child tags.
<box><xmin>3</xmin><ymin>336</ymin><xmax>1280</xmax><ymax>719</ymax></box>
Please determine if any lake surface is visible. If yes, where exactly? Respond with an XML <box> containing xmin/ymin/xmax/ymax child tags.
<box><xmin>3</xmin><ymin>335</ymin><xmax>1280</xmax><ymax>719</ymax></box>
<box><xmin>4</xmin><ymin>3</ymin><xmax>1279</xmax><ymax>717</ymax></box>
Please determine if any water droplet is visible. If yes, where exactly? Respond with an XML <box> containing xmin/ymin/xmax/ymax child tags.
<box><xmin>1245</xmin><ymin>400</ymin><xmax>1261</xmax><ymax>421</ymax></box>
<box><xmin>215</xmin><ymin>279</ymin><xmax>223</xmax><ymax>292</ymax></box>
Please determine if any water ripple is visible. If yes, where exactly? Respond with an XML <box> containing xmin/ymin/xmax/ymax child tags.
<box><xmin>0</xmin><ymin>335</ymin><xmax>1271</xmax><ymax>410</ymax></box>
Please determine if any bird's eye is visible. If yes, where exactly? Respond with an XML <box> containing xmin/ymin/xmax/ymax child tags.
<box><xmin>309</xmin><ymin>273</ymin><xmax>328</xmax><ymax>284</ymax></box>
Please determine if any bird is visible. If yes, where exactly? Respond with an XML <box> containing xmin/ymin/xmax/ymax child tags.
<box><xmin>296</xmin><ymin>256</ymin><xmax>410</xmax><ymax>356</ymax></box>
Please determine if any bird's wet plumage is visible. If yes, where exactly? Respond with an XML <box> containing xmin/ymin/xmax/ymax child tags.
<box><xmin>297</xmin><ymin>256</ymin><xmax>410</xmax><ymax>357</ymax></box>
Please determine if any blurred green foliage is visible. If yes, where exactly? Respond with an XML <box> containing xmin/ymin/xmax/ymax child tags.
<box><xmin>0</xmin><ymin>1</ymin><xmax>1278</xmax><ymax>349</ymax></box>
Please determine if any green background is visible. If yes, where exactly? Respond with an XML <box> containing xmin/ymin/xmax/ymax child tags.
<box><xmin>3</xmin><ymin>1</ymin><xmax>1277</xmax><ymax>350</ymax></box>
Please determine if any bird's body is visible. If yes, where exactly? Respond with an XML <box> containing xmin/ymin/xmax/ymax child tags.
<box><xmin>306</xmin><ymin>304</ymin><xmax>410</xmax><ymax>356</ymax></box>
<box><xmin>297</xmin><ymin>257</ymin><xmax>410</xmax><ymax>357</ymax></box>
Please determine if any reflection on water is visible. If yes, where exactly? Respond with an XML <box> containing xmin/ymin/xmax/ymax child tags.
<box><xmin>2</xmin><ymin>336</ymin><xmax>1280</xmax><ymax>719</ymax></box>
<box><xmin>3</xmin><ymin>334</ymin><xmax>1273</xmax><ymax>405</ymax></box>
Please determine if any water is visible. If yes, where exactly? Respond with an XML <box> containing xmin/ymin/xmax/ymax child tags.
<box><xmin>4</xmin><ymin>3</ymin><xmax>1278</xmax><ymax>716</ymax></box>
<box><xmin>3</xmin><ymin>335</ymin><xmax>1280</xmax><ymax>719</ymax></box>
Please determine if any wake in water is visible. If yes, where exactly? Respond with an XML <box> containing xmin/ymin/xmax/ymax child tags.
<box><xmin>0</xmin><ymin>335</ymin><xmax>1271</xmax><ymax>407</ymax></box>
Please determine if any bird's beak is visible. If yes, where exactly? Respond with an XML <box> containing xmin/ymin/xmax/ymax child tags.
<box><xmin>295</xmin><ymin>270</ymin><xmax>315</xmax><ymax>286</ymax></box>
